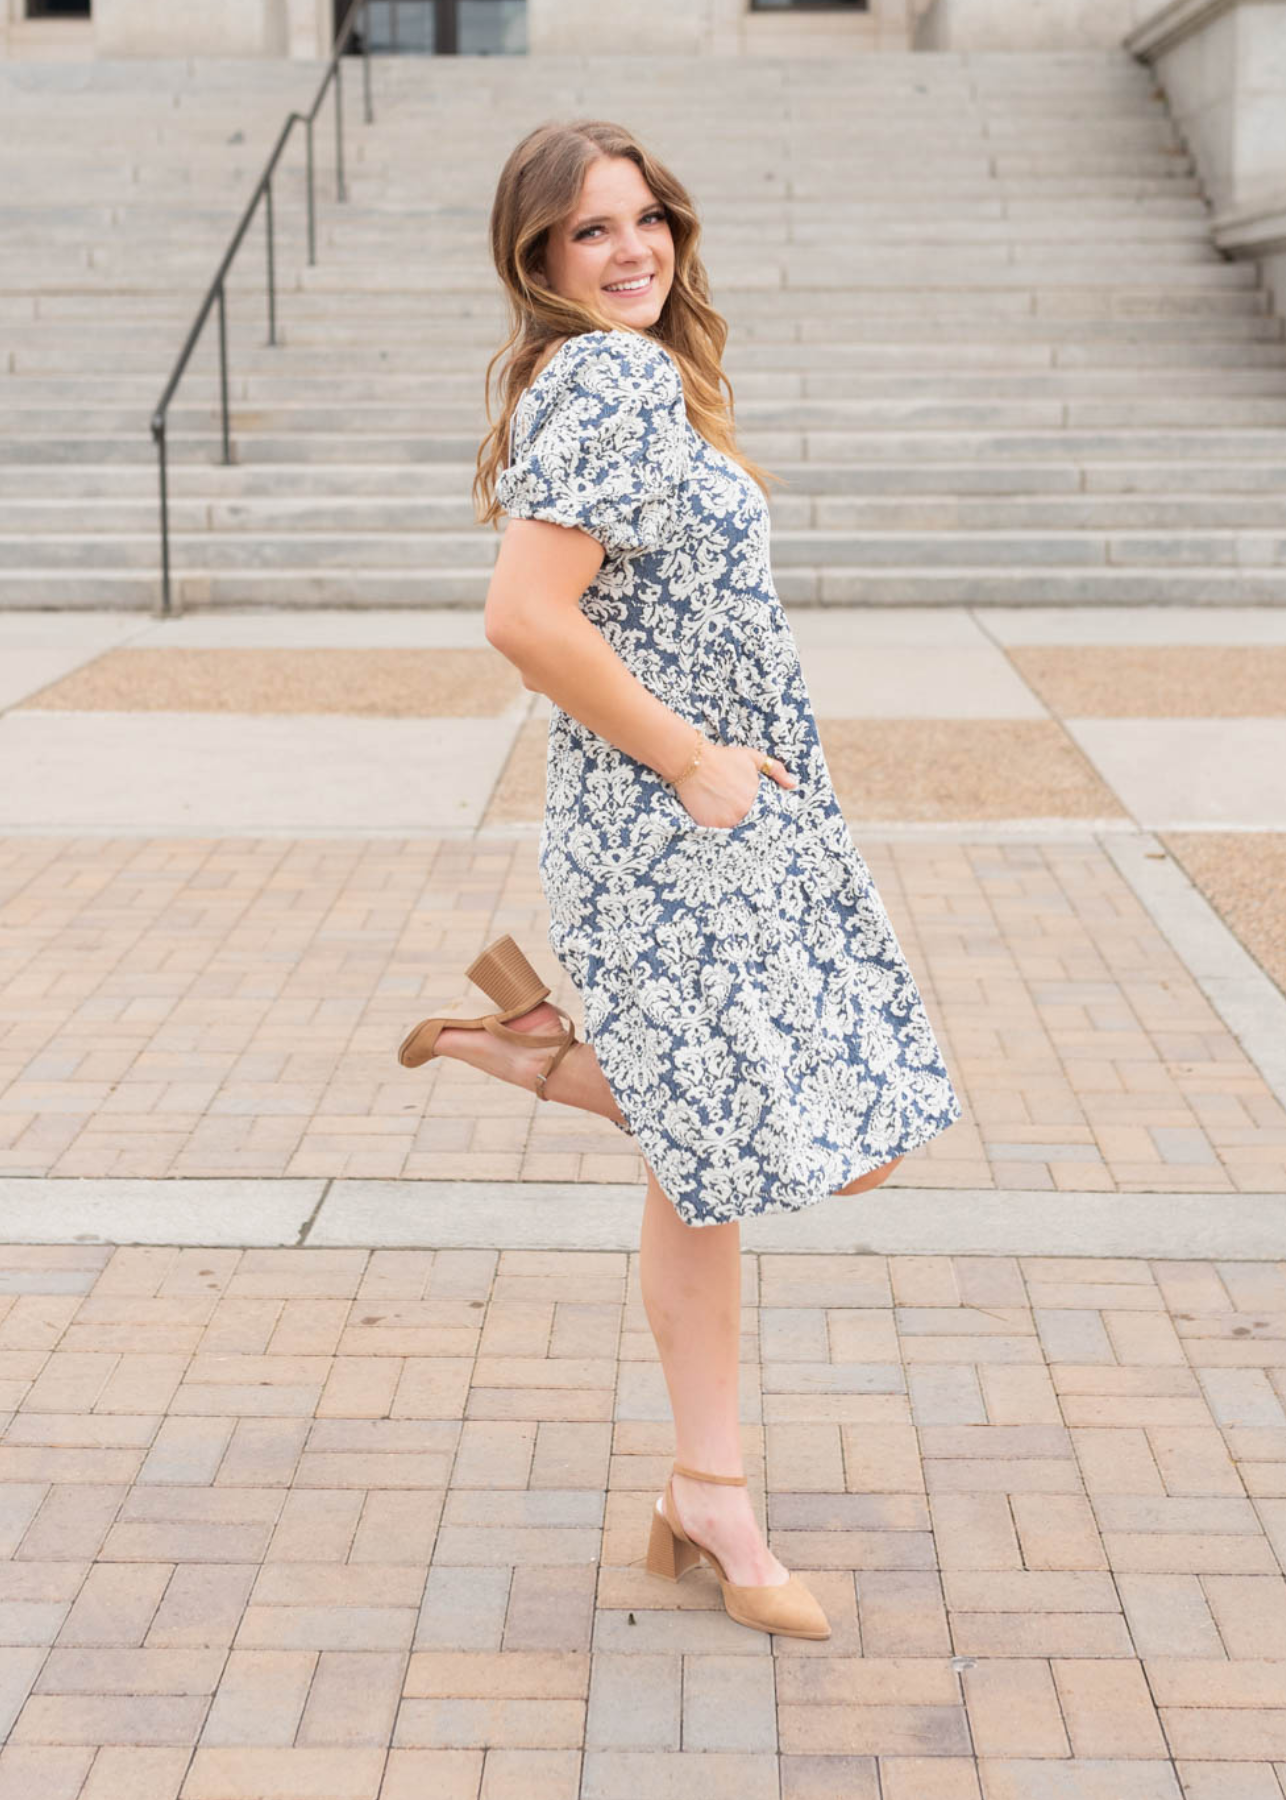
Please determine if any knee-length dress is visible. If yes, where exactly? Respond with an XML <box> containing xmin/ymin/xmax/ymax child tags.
<box><xmin>496</xmin><ymin>327</ymin><xmax>963</xmax><ymax>1228</ymax></box>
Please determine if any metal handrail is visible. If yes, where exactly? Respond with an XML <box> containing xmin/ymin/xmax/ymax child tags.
<box><xmin>149</xmin><ymin>0</ymin><xmax>374</xmax><ymax>617</ymax></box>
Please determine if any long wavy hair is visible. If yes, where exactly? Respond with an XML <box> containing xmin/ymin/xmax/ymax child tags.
<box><xmin>475</xmin><ymin>119</ymin><xmax>780</xmax><ymax>529</ymax></box>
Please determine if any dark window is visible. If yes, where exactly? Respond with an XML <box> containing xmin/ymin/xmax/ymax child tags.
<box><xmin>750</xmin><ymin>0</ymin><xmax>868</xmax><ymax>9</ymax></box>
<box><xmin>25</xmin><ymin>1</ymin><xmax>91</xmax><ymax>14</ymax></box>
<box><xmin>341</xmin><ymin>0</ymin><xmax>526</xmax><ymax>54</ymax></box>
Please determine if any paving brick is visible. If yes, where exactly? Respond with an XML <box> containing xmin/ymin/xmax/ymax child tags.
<box><xmin>875</xmin><ymin>1759</ymin><xmax>980</xmax><ymax>1800</ymax></box>
<box><xmin>849</xmin><ymin>1570</ymin><xmax>945</xmax><ymax>1657</ymax></box>
<box><xmin>393</xmin><ymin>1697</ymin><xmax>585</xmax><ymax>1750</ymax></box>
<box><xmin>502</xmin><ymin>1563</ymin><xmax>596</xmax><ymax>1652</ymax></box>
<box><xmin>146</xmin><ymin>1566</ymin><xmax>257</xmax><ymax>1650</ymax></box>
<box><xmin>264</xmin><ymin>1490</ymin><xmax>364</xmax><ymax>1563</ymax></box>
<box><xmin>1169</xmin><ymin>1766</ymin><xmax>1286</xmax><ymax>1800</ymax></box>
<box><xmin>9</xmin><ymin>1692</ymin><xmax>208</xmax><ymax>1746</ymax></box>
<box><xmin>681</xmin><ymin>1653</ymin><xmax>776</xmax><ymax>1751</ymax></box>
<box><xmin>954</xmin><ymin>1612</ymin><xmax>1134</xmax><ymax>1658</ymax></box>
<box><xmin>1052</xmin><ymin>1656</ymin><xmax>1168</xmax><ymax>1756</ymax></box>
<box><xmin>179</xmin><ymin>1745</ymin><xmax>388</xmax><ymax>1797</ymax></box>
<box><xmin>296</xmin><ymin>1650</ymin><xmax>404</xmax><ymax>1745</ymax></box>
<box><xmin>777</xmin><ymin>1699</ymin><xmax>970</xmax><ymax>1757</ymax></box>
<box><xmin>529</xmin><ymin>1421</ymin><xmax>611</xmax><ymax>1490</ymax></box>
<box><xmin>379</xmin><ymin>1748</ymin><xmax>483</xmax><ymax>1800</ymax></box>
<box><xmin>451</xmin><ymin>1421</ymin><xmax>536</xmax><ymax>1489</ymax></box>
<box><xmin>925</xmin><ymin>1493</ymin><xmax>1022</xmax><ymax>1569</ymax></box>
<box><xmin>235</xmin><ymin>1603</ymin><xmax>417</xmax><ymax>1652</ymax></box>
<box><xmin>212</xmin><ymin>1417</ymin><xmax>310</xmax><ymax>1488</ymax></box>
<box><xmin>1200</xmin><ymin>1574</ymin><xmax>1286</xmax><ymax>1659</ymax></box>
<box><xmin>1101</xmin><ymin>1531</ymin><xmax>1277</xmax><ymax>1575</ymax></box>
<box><xmin>0</xmin><ymin>1649</ymin><xmax>45</xmax><ymax>1741</ymax></box>
<box><xmin>198</xmin><ymin>1649</ymin><xmax>316</xmax><ymax>1746</ymax></box>
<box><xmin>479</xmin><ymin>1747</ymin><xmax>581</xmax><ymax>1800</ymax></box>
<box><xmin>1009</xmin><ymin>1492</ymin><xmax>1108</xmax><ymax>1570</ymax></box>
<box><xmin>1071</xmin><ymin>1426</ymin><xmax>1167</xmax><ymax>1495</ymax></box>
<box><xmin>350</xmin><ymin>1489</ymin><xmax>442</xmax><ymax>1565</ymax></box>
<box><xmin>585</xmin><ymin>1651</ymin><xmax>679</xmax><ymax>1751</ymax></box>
<box><xmin>414</xmin><ymin>1566</ymin><xmax>511</xmax><ymax>1653</ymax></box>
<box><xmin>0</xmin><ymin>1746</ymin><xmax>95</xmax><ymax>1800</ymax></box>
<box><xmin>581</xmin><ymin>1748</ymin><xmax>782</xmax><ymax>1798</ymax></box>
<box><xmin>139</xmin><ymin>1416</ymin><xmax>236</xmax><ymax>1485</ymax></box>
<box><xmin>250</xmin><ymin>1564</ymin><xmax>426</xmax><ymax>1608</ymax></box>
<box><xmin>905</xmin><ymin>1367</ymin><xmax>987</xmax><ymax>1427</ymax></box>
<box><xmin>80</xmin><ymin>1745</ymin><xmax>192</xmax><ymax>1799</ymax></box>
<box><xmin>56</xmin><ymin>1563</ymin><xmax>171</xmax><ymax>1648</ymax></box>
<box><xmin>975</xmin><ymin>1758</ymin><xmax>1182</xmax><ymax>1799</ymax></box>
<box><xmin>959</xmin><ymin>1658</ymin><xmax>1069</xmax><ymax>1759</ymax></box>
<box><xmin>1161</xmin><ymin>1709</ymin><xmax>1286</xmax><ymax>1759</ymax></box>
<box><xmin>34</xmin><ymin>1647</ymin><xmax>224</xmax><ymax>1695</ymax></box>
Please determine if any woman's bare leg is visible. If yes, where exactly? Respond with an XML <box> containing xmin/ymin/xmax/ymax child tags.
<box><xmin>637</xmin><ymin>1162</ymin><xmax>788</xmax><ymax>1586</ymax></box>
<box><xmin>430</xmin><ymin>1001</ymin><xmax>905</xmax><ymax>1193</ymax></box>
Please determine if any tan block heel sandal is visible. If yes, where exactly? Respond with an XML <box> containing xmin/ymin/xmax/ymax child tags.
<box><xmin>396</xmin><ymin>933</ymin><xmax>577</xmax><ymax>1103</ymax></box>
<box><xmin>645</xmin><ymin>1461</ymin><xmax>831</xmax><ymax>1640</ymax></box>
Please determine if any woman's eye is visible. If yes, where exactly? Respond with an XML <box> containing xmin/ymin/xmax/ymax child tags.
<box><xmin>576</xmin><ymin>210</ymin><xmax>664</xmax><ymax>241</ymax></box>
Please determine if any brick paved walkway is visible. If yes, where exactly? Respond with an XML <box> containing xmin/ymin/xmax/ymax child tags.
<box><xmin>2</xmin><ymin>1242</ymin><xmax>1286</xmax><ymax>1799</ymax></box>
<box><xmin>2</xmin><ymin>831</ymin><xmax>1283</xmax><ymax>1194</ymax></box>
<box><xmin>3</xmin><ymin>606</ymin><xmax>1286</xmax><ymax>1795</ymax></box>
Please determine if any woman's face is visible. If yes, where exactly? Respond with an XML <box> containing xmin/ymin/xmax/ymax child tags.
<box><xmin>540</xmin><ymin>155</ymin><xmax>674</xmax><ymax>328</ymax></box>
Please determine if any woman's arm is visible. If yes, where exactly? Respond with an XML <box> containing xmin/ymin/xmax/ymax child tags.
<box><xmin>485</xmin><ymin>517</ymin><xmax>793</xmax><ymax>825</ymax></box>
<box><xmin>485</xmin><ymin>515</ymin><xmax>696</xmax><ymax>783</ymax></box>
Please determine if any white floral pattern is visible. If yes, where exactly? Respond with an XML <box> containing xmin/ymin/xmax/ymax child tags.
<box><xmin>497</xmin><ymin>327</ymin><xmax>962</xmax><ymax>1227</ymax></box>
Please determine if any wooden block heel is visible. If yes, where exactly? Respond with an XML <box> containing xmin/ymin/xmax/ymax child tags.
<box><xmin>645</xmin><ymin>1499</ymin><xmax>702</xmax><ymax>1580</ymax></box>
<box><xmin>465</xmin><ymin>933</ymin><xmax>550</xmax><ymax>1015</ymax></box>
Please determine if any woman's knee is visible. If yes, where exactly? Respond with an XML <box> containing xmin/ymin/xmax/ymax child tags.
<box><xmin>832</xmin><ymin>1153</ymin><xmax>903</xmax><ymax>1197</ymax></box>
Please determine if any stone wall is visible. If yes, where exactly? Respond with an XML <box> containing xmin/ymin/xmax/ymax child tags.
<box><xmin>1126</xmin><ymin>0</ymin><xmax>1286</xmax><ymax>321</ymax></box>
<box><xmin>915</xmin><ymin>0</ymin><xmax>1155</xmax><ymax>51</ymax></box>
<box><xmin>526</xmin><ymin>0</ymin><xmax>914</xmax><ymax>55</ymax></box>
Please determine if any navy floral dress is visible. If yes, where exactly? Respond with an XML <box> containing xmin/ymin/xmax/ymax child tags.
<box><xmin>496</xmin><ymin>327</ymin><xmax>962</xmax><ymax>1227</ymax></box>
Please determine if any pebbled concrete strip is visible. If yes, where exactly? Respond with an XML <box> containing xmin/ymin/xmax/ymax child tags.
<box><xmin>0</xmin><ymin>1178</ymin><xmax>325</xmax><ymax>1246</ymax></box>
<box><xmin>310</xmin><ymin>1180</ymin><xmax>1286</xmax><ymax>1258</ymax></box>
<box><xmin>4</xmin><ymin>1177</ymin><xmax>1283</xmax><ymax>1256</ymax></box>
<box><xmin>1108</xmin><ymin>828</ymin><xmax>1286</xmax><ymax>1112</ymax></box>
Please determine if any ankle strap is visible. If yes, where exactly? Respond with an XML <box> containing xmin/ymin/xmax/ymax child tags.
<box><xmin>672</xmin><ymin>1461</ymin><xmax>746</xmax><ymax>1486</ymax></box>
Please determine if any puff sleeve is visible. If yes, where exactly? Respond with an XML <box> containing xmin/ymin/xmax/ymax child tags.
<box><xmin>497</xmin><ymin>329</ymin><xmax>690</xmax><ymax>558</ymax></box>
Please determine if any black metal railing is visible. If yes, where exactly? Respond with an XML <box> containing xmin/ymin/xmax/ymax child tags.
<box><xmin>149</xmin><ymin>0</ymin><xmax>375</xmax><ymax>616</ymax></box>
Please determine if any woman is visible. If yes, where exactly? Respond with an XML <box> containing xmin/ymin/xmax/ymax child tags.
<box><xmin>398</xmin><ymin>120</ymin><xmax>963</xmax><ymax>1642</ymax></box>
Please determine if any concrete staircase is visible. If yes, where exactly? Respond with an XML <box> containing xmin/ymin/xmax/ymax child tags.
<box><xmin>4</xmin><ymin>50</ymin><xmax>1286</xmax><ymax>610</ymax></box>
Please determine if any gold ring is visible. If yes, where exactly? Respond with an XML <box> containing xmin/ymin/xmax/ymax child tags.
<box><xmin>759</xmin><ymin>755</ymin><xmax>775</xmax><ymax>774</ymax></box>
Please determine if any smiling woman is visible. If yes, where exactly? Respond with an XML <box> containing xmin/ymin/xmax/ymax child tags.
<box><xmin>397</xmin><ymin>115</ymin><xmax>962</xmax><ymax>1645</ymax></box>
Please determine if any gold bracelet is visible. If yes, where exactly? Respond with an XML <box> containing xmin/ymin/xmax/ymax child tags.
<box><xmin>671</xmin><ymin>725</ymin><xmax>705</xmax><ymax>787</ymax></box>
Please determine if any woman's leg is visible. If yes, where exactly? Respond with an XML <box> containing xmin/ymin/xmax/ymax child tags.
<box><xmin>637</xmin><ymin>1162</ymin><xmax>788</xmax><ymax>1587</ymax></box>
<box><xmin>432</xmin><ymin>1002</ymin><xmax>905</xmax><ymax>1194</ymax></box>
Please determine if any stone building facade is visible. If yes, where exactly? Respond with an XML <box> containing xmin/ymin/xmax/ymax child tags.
<box><xmin>0</xmin><ymin>0</ymin><xmax>1162</xmax><ymax>60</ymax></box>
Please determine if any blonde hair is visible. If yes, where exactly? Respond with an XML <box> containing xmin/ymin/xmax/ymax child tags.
<box><xmin>475</xmin><ymin>118</ymin><xmax>780</xmax><ymax>529</ymax></box>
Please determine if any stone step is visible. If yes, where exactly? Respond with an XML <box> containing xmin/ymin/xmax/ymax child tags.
<box><xmin>2</xmin><ymin>525</ymin><xmax>1282</xmax><ymax>573</ymax></box>
<box><xmin>10</xmin><ymin>287</ymin><xmax>1270</xmax><ymax>323</ymax></box>
<box><xmin>13</xmin><ymin>396</ymin><xmax>1286</xmax><ymax>440</ymax></box>
<box><xmin>12</xmin><ymin>220</ymin><xmax>1225</xmax><ymax>256</ymax></box>
<box><xmin>4</xmin><ymin>460</ymin><xmax>1286</xmax><ymax>501</ymax></box>
<box><xmin>11</xmin><ymin>492</ymin><xmax>1286</xmax><ymax>535</ymax></box>
<box><xmin>8</xmin><ymin>566</ymin><xmax>1286</xmax><ymax>612</ymax></box>
<box><xmin>12</xmin><ymin>343</ymin><xmax>1286</xmax><ymax>388</ymax></box>
<box><xmin>12</xmin><ymin>428</ymin><xmax>1286</xmax><ymax>468</ymax></box>
<box><xmin>11</xmin><ymin>367</ymin><xmax>1286</xmax><ymax>409</ymax></box>
<box><xmin>2</xmin><ymin>197</ymin><xmax>1224</xmax><ymax>232</ymax></box>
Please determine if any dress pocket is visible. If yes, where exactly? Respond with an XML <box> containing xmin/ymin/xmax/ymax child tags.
<box><xmin>673</xmin><ymin>771</ymin><xmax>772</xmax><ymax>838</ymax></box>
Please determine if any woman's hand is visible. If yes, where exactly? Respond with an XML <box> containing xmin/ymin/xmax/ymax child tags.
<box><xmin>676</xmin><ymin>739</ymin><xmax>797</xmax><ymax>829</ymax></box>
